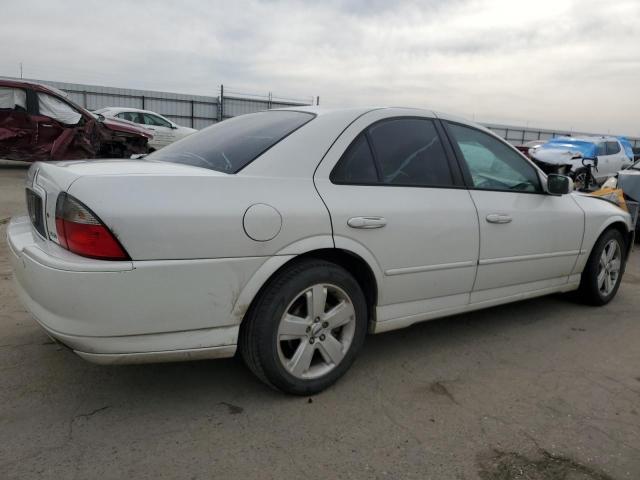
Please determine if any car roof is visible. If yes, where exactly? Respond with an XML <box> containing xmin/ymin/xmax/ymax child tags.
<box><xmin>559</xmin><ymin>135</ymin><xmax>620</xmax><ymax>143</ymax></box>
<box><xmin>0</xmin><ymin>77</ymin><xmax>69</xmax><ymax>98</ymax></box>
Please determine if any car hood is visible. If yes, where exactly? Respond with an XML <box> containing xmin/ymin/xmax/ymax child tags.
<box><xmin>530</xmin><ymin>148</ymin><xmax>580</xmax><ymax>166</ymax></box>
<box><xmin>100</xmin><ymin>116</ymin><xmax>153</xmax><ymax>139</ymax></box>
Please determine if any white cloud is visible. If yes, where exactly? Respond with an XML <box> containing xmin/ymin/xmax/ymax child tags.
<box><xmin>1</xmin><ymin>0</ymin><xmax>638</xmax><ymax>135</ymax></box>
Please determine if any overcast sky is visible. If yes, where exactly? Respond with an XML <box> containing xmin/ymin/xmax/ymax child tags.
<box><xmin>1</xmin><ymin>0</ymin><xmax>639</xmax><ymax>135</ymax></box>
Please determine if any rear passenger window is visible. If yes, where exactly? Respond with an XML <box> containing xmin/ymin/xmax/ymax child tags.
<box><xmin>368</xmin><ymin>119</ymin><xmax>453</xmax><ymax>186</ymax></box>
<box><xmin>331</xmin><ymin>118</ymin><xmax>454</xmax><ymax>187</ymax></box>
<box><xmin>117</xmin><ymin>112</ymin><xmax>143</xmax><ymax>124</ymax></box>
<box><xmin>330</xmin><ymin>134</ymin><xmax>378</xmax><ymax>184</ymax></box>
<box><xmin>606</xmin><ymin>141</ymin><xmax>621</xmax><ymax>155</ymax></box>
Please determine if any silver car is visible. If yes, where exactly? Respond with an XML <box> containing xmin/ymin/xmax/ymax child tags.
<box><xmin>8</xmin><ymin>107</ymin><xmax>633</xmax><ymax>394</ymax></box>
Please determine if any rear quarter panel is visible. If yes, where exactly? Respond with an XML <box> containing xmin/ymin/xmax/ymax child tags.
<box><xmin>67</xmin><ymin>174</ymin><xmax>333</xmax><ymax>260</ymax></box>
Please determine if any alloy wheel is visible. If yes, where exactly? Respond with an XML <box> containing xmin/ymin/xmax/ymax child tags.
<box><xmin>276</xmin><ymin>283</ymin><xmax>356</xmax><ymax>379</ymax></box>
<box><xmin>597</xmin><ymin>239</ymin><xmax>621</xmax><ymax>296</ymax></box>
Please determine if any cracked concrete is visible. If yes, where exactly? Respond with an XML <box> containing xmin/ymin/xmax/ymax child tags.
<box><xmin>1</xmin><ymin>164</ymin><xmax>640</xmax><ymax>479</ymax></box>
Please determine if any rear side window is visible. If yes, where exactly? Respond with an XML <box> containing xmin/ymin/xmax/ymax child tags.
<box><xmin>331</xmin><ymin>117</ymin><xmax>454</xmax><ymax>187</ymax></box>
<box><xmin>148</xmin><ymin>111</ymin><xmax>314</xmax><ymax>173</ymax></box>
<box><xmin>0</xmin><ymin>87</ymin><xmax>27</xmax><ymax>111</ymax></box>
<box><xmin>606</xmin><ymin>141</ymin><xmax>621</xmax><ymax>155</ymax></box>
<box><xmin>368</xmin><ymin>119</ymin><xmax>453</xmax><ymax>186</ymax></box>
<box><xmin>330</xmin><ymin>134</ymin><xmax>378</xmax><ymax>184</ymax></box>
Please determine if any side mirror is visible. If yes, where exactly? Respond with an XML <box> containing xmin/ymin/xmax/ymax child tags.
<box><xmin>547</xmin><ymin>174</ymin><xmax>573</xmax><ymax>195</ymax></box>
<box><xmin>170</xmin><ymin>124</ymin><xmax>178</xmax><ymax>129</ymax></box>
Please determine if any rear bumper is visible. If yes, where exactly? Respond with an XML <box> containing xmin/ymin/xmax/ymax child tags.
<box><xmin>7</xmin><ymin>216</ymin><xmax>266</xmax><ymax>364</ymax></box>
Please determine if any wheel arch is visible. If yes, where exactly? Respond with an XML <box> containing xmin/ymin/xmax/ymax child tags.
<box><xmin>232</xmin><ymin>248</ymin><xmax>380</xmax><ymax>332</ymax></box>
<box><xmin>594</xmin><ymin>219</ymin><xmax>633</xmax><ymax>257</ymax></box>
<box><xmin>576</xmin><ymin>218</ymin><xmax>633</xmax><ymax>277</ymax></box>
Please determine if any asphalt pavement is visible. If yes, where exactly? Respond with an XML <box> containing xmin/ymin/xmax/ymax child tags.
<box><xmin>1</xmin><ymin>163</ymin><xmax>639</xmax><ymax>479</ymax></box>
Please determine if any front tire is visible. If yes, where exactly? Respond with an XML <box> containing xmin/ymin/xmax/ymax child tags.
<box><xmin>577</xmin><ymin>229</ymin><xmax>626</xmax><ymax>305</ymax></box>
<box><xmin>571</xmin><ymin>167</ymin><xmax>594</xmax><ymax>191</ymax></box>
<box><xmin>239</xmin><ymin>259</ymin><xmax>368</xmax><ymax>395</ymax></box>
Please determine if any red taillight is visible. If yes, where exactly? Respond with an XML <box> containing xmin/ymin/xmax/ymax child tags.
<box><xmin>55</xmin><ymin>193</ymin><xmax>129</xmax><ymax>260</ymax></box>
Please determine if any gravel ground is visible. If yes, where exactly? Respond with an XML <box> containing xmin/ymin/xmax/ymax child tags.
<box><xmin>1</xmin><ymin>164</ymin><xmax>639</xmax><ymax>480</ymax></box>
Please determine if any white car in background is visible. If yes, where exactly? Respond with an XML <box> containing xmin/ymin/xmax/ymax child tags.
<box><xmin>94</xmin><ymin>107</ymin><xmax>196</xmax><ymax>150</ymax></box>
<box><xmin>530</xmin><ymin>136</ymin><xmax>634</xmax><ymax>187</ymax></box>
<box><xmin>7</xmin><ymin>107</ymin><xmax>634</xmax><ymax>395</ymax></box>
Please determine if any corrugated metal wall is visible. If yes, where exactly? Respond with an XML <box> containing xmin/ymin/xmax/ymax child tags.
<box><xmin>12</xmin><ymin>78</ymin><xmax>312</xmax><ymax>130</ymax></box>
<box><xmin>35</xmin><ymin>79</ymin><xmax>221</xmax><ymax>130</ymax></box>
<box><xmin>3</xmin><ymin>77</ymin><xmax>639</xmax><ymax>147</ymax></box>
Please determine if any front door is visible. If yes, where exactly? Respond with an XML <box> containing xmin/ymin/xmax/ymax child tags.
<box><xmin>442</xmin><ymin>120</ymin><xmax>584</xmax><ymax>302</ymax></box>
<box><xmin>315</xmin><ymin>109</ymin><xmax>480</xmax><ymax>324</ymax></box>
<box><xmin>142</xmin><ymin>113</ymin><xmax>174</xmax><ymax>148</ymax></box>
<box><xmin>596</xmin><ymin>141</ymin><xmax>629</xmax><ymax>181</ymax></box>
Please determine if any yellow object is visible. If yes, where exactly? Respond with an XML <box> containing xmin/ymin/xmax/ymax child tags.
<box><xmin>588</xmin><ymin>187</ymin><xmax>628</xmax><ymax>212</ymax></box>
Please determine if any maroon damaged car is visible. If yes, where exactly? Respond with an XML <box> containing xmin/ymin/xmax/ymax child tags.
<box><xmin>0</xmin><ymin>79</ymin><xmax>152</xmax><ymax>162</ymax></box>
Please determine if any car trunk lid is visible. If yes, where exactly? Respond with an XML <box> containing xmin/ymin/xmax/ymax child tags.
<box><xmin>26</xmin><ymin>159</ymin><xmax>226</xmax><ymax>244</ymax></box>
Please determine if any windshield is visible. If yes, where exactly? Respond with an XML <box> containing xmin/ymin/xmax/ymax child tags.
<box><xmin>147</xmin><ymin>110</ymin><xmax>314</xmax><ymax>173</ymax></box>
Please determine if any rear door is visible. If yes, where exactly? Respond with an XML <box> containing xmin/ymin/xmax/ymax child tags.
<box><xmin>442</xmin><ymin>119</ymin><xmax>584</xmax><ymax>302</ymax></box>
<box><xmin>314</xmin><ymin>109</ymin><xmax>480</xmax><ymax>324</ymax></box>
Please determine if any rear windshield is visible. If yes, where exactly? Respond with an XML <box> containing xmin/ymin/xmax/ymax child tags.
<box><xmin>147</xmin><ymin>110</ymin><xmax>314</xmax><ymax>173</ymax></box>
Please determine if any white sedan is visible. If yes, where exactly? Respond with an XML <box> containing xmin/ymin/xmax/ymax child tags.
<box><xmin>7</xmin><ymin>107</ymin><xmax>634</xmax><ymax>394</ymax></box>
<box><xmin>94</xmin><ymin>107</ymin><xmax>196</xmax><ymax>150</ymax></box>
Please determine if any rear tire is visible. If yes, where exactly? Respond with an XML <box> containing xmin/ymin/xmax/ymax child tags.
<box><xmin>239</xmin><ymin>259</ymin><xmax>368</xmax><ymax>395</ymax></box>
<box><xmin>576</xmin><ymin>229</ymin><xmax>626</xmax><ymax>306</ymax></box>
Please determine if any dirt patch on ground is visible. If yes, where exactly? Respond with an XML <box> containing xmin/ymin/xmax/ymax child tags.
<box><xmin>477</xmin><ymin>449</ymin><xmax>615</xmax><ymax>480</ymax></box>
<box><xmin>427</xmin><ymin>380</ymin><xmax>459</xmax><ymax>404</ymax></box>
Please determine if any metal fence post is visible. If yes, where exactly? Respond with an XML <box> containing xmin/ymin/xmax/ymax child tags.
<box><xmin>141</xmin><ymin>95</ymin><xmax>146</xmax><ymax>110</ymax></box>
<box><xmin>218</xmin><ymin>85</ymin><xmax>224</xmax><ymax>121</ymax></box>
<box><xmin>190</xmin><ymin>100</ymin><xmax>194</xmax><ymax>128</ymax></box>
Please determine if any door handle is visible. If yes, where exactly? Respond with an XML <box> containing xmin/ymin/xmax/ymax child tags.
<box><xmin>347</xmin><ymin>216</ymin><xmax>387</xmax><ymax>229</ymax></box>
<box><xmin>486</xmin><ymin>213</ymin><xmax>512</xmax><ymax>224</ymax></box>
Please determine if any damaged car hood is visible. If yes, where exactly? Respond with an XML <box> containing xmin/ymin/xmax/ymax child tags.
<box><xmin>530</xmin><ymin>139</ymin><xmax>597</xmax><ymax>166</ymax></box>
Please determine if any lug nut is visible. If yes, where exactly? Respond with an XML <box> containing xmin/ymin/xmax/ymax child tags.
<box><xmin>309</xmin><ymin>337</ymin><xmax>315</xmax><ymax>344</ymax></box>
<box><xmin>322</xmin><ymin>321</ymin><xmax>329</xmax><ymax>328</ymax></box>
<box><xmin>319</xmin><ymin>334</ymin><xmax>326</xmax><ymax>341</ymax></box>
<box><xmin>306</xmin><ymin>326</ymin><xmax>311</xmax><ymax>333</ymax></box>
<box><xmin>314</xmin><ymin>317</ymin><xmax>320</xmax><ymax>323</ymax></box>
